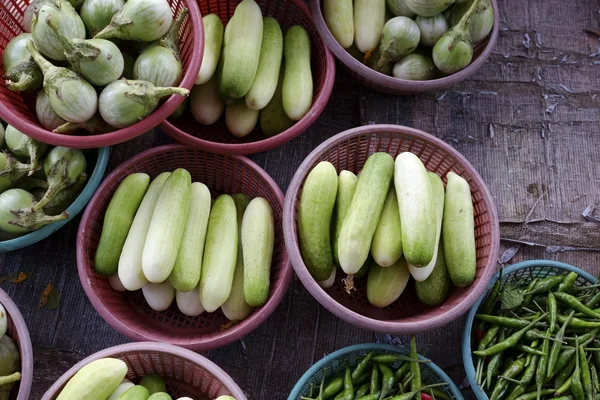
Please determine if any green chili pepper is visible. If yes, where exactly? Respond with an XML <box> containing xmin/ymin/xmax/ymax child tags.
<box><xmin>558</xmin><ymin>272</ymin><xmax>580</xmax><ymax>293</ymax></box>
<box><xmin>548</xmin><ymin>311</ymin><xmax>576</xmax><ymax>377</ymax></box>
<box><xmin>370</xmin><ymin>365</ymin><xmax>380</xmax><ymax>394</ymax></box>
<box><xmin>395</xmin><ymin>363</ymin><xmax>410</xmax><ymax>384</ymax></box>
<box><xmin>571</xmin><ymin>339</ymin><xmax>585</xmax><ymax>400</ymax></box>
<box><xmin>591</xmin><ymin>365</ymin><xmax>599</xmax><ymax>393</ymax></box>
<box><xmin>474</xmin><ymin>314</ymin><xmax>547</xmax><ymax>357</ymax></box>
<box><xmin>524</xmin><ymin>279</ymin><xmax>540</xmax><ymax>307</ymax></box>
<box><xmin>304</xmin><ymin>374</ymin><xmax>326</xmax><ymax>400</ymax></box>
<box><xmin>557</xmin><ymin>315</ymin><xmax>600</xmax><ymax>330</ymax></box>
<box><xmin>323</xmin><ymin>377</ymin><xmax>344</xmax><ymax>399</ymax></box>
<box><xmin>487</xmin><ymin>329</ymin><xmax>507</xmax><ymax>390</ymax></box>
<box><xmin>480</xmin><ymin>326</ymin><xmax>502</xmax><ymax>350</ymax></box>
<box><xmin>410</xmin><ymin>336</ymin><xmax>421</xmax><ymax>394</ymax></box>
<box><xmin>524</xmin><ymin>276</ymin><xmax>564</xmax><ymax>296</ymax></box>
<box><xmin>565</xmin><ymin>331</ymin><xmax>597</xmax><ymax>344</ymax></box>
<box><xmin>422</xmin><ymin>388</ymin><xmax>451</xmax><ymax>400</ymax></box>
<box><xmin>549</xmin><ymin>347</ymin><xmax>577</xmax><ymax>381</ymax></box>
<box><xmin>353</xmin><ymin>352</ymin><xmax>374</xmax><ymax>383</ymax></box>
<box><xmin>370</xmin><ymin>354</ymin><xmax>427</xmax><ymax>364</ymax></box>
<box><xmin>514</xmin><ymin>389</ymin><xmax>556</xmax><ymax>400</ymax></box>
<box><xmin>536</xmin><ymin>329</ymin><xmax>551</xmax><ymax>400</ymax></box>
<box><xmin>490</xmin><ymin>358</ymin><xmax>526</xmax><ymax>400</ymax></box>
<box><xmin>506</xmin><ymin>355</ymin><xmax>539</xmax><ymax>400</ymax></box>
<box><xmin>579</xmin><ymin>340</ymin><xmax>593</xmax><ymax>400</ymax></box>
<box><xmin>379</xmin><ymin>363</ymin><xmax>395</xmax><ymax>400</ymax></box>
<box><xmin>554</xmin><ymin>293</ymin><xmax>600</xmax><ymax>319</ymax></box>
<box><xmin>484</xmin><ymin>279</ymin><xmax>502</xmax><ymax>314</ymax></box>
<box><xmin>516</xmin><ymin>345</ymin><xmax>547</xmax><ymax>357</ymax></box>
<box><xmin>386</xmin><ymin>383</ymin><xmax>448</xmax><ymax>400</ymax></box>
<box><xmin>549</xmin><ymin>292</ymin><xmax>558</xmax><ymax>332</ymax></box>
<box><xmin>555</xmin><ymin>355</ymin><xmax>577</xmax><ymax>390</ymax></box>
<box><xmin>524</xmin><ymin>329</ymin><xmax>559</xmax><ymax>343</ymax></box>
<box><xmin>334</xmin><ymin>367</ymin><xmax>354</xmax><ymax>400</ymax></box>
<box><xmin>548</xmin><ymin>397</ymin><xmax>574</xmax><ymax>400</ymax></box>
<box><xmin>355</xmin><ymin>383</ymin><xmax>370</xmax><ymax>399</ymax></box>
<box><xmin>475</xmin><ymin>314</ymin><xmax>546</xmax><ymax>329</ymax></box>
<box><xmin>356</xmin><ymin>393</ymin><xmax>380</xmax><ymax>400</ymax></box>
<box><xmin>586</xmin><ymin>292</ymin><xmax>600</xmax><ymax>309</ymax></box>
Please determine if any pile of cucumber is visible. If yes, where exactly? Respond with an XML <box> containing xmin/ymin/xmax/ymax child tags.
<box><xmin>298</xmin><ymin>151</ymin><xmax>477</xmax><ymax>308</ymax></box>
<box><xmin>94</xmin><ymin>168</ymin><xmax>275</xmax><ymax>323</ymax></box>
<box><xmin>0</xmin><ymin>124</ymin><xmax>89</xmax><ymax>240</ymax></box>
<box><xmin>323</xmin><ymin>0</ymin><xmax>495</xmax><ymax>80</ymax></box>
<box><xmin>0</xmin><ymin>302</ymin><xmax>21</xmax><ymax>398</ymax></box>
<box><xmin>55</xmin><ymin>358</ymin><xmax>236</xmax><ymax>400</ymax></box>
<box><xmin>172</xmin><ymin>0</ymin><xmax>314</xmax><ymax>138</ymax></box>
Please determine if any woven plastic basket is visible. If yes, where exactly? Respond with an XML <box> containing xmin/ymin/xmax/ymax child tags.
<box><xmin>283</xmin><ymin>124</ymin><xmax>500</xmax><ymax>334</ymax></box>
<box><xmin>0</xmin><ymin>146</ymin><xmax>110</xmax><ymax>253</ymax></box>
<box><xmin>41</xmin><ymin>342</ymin><xmax>246</xmax><ymax>400</ymax></box>
<box><xmin>310</xmin><ymin>0</ymin><xmax>499</xmax><ymax>95</ymax></box>
<box><xmin>0</xmin><ymin>0</ymin><xmax>203</xmax><ymax>148</ymax></box>
<box><xmin>0</xmin><ymin>289</ymin><xmax>33</xmax><ymax>400</ymax></box>
<box><xmin>160</xmin><ymin>0</ymin><xmax>336</xmax><ymax>155</ymax></box>
<box><xmin>76</xmin><ymin>144</ymin><xmax>292</xmax><ymax>350</ymax></box>
<box><xmin>289</xmin><ymin>343</ymin><xmax>464</xmax><ymax>400</ymax></box>
<box><xmin>462</xmin><ymin>260</ymin><xmax>598</xmax><ymax>400</ymax></box>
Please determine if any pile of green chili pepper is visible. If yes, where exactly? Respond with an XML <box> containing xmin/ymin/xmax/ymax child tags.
<box><xmin>472</xmin><ymin>271</ymin><xmax>600</xmax><ymax>400</ymax></box>
<box><xmin>302</xmin><ymin>337</ymin><xmax>449</xmax><ymax>400</ymax></box>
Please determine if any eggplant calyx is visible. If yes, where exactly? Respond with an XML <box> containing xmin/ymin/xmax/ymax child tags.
<box><xmin>45</xmin><ymin>15</ymin><xmax>101</xmax><ymax>66</ymax></box>
<box><xmin>8</xmin><ymin>206</ymin><xmax>68</xmax><ymax>230</ymax></box>
<box><xmin>94</xmin><ymin>14</ymin><xmax>134</xmax><ymax>40</ymax></box>
<box><xmin>0</xmin><ymin>152</ymin><xmax>37</xmax><ymax>182</ymax></box>
<box><xmin>155</xmin><ymin>8</ymin><xmax>188</xmax><ymax>59</ymax></box>
<box><xmin>32</xmin><ymin>150</ymin><xmax>75</xmax><ymax>211</ymax></box>
<box><xmin>3</xmin><ymin>58</ymin><xmax>43</xmax><ymax>92</ymax></box>
<box><xmin>54</xmin><ymin>114</ymin><xmax>114</xmax><ymax>135</ymax></box>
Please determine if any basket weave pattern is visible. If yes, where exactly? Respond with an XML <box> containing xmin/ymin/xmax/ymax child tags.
<box><xmin>284</xmin><ymin>125</ymin><xmax>500</xmax><ymax>334</ymax></box>
<box><xmin>76</xmin><ymin>145</ymin><xmax>292</xmax><ymax>350</ymax></box>
<box><xmin>161</xmin><ymin>0</ymin><xmax>336</xmax><ymax>155</ymax></box>
<box><xmin>0</xmin><ymin>0</ymin><xmax>203</xmax><ymax>148</ymax></box>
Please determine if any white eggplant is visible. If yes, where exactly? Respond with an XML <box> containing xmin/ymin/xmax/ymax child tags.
<box><xmin>2</xmin><ymin>33</ymin><xmax>43</xmax><ymax>92</ymax></box>
<box><xmin>36</xmin><ymin>89</ymin><xmax>66</xmax><ymax>131</ymax></box>
<box><xmin>31</xmin><ymin>0</ymin><xmax>85</xmax><ymax>61</ymax></box>
<box><xmin>80</xmin><ymin>0</ymin><xmax>125</xmax><ymax>37</ymax></box>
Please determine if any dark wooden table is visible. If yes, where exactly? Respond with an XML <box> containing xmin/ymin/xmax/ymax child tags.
<box><xmin>1</xmin><ymin>0</ymin><xmax>600</xmax><ymax>398</ymax></box>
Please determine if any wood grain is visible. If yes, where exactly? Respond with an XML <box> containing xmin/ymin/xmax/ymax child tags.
<box><xmin>1</xmin><ymin>0</ymin><xmax>600</xmax><ymax>398</ymax></box>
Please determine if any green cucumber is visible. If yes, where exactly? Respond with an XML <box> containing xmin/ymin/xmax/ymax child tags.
<box><xmin>354</xmin><ymin>256</ymin><xmax>372</xmax><ymax>279</ymax></box>
<box><xmin>220</xmin><ymin>0</ymin><xmax>263</xmax><ymax>99</ymax></box>
<box><xmin>225</xmin><ymin>101</ymin><xmax>259</xmax><ymax>137</ymax></box>
<box><xmin>118</xmin><ymin>172</ymin><xmax>171</xmax><ymax>291</ymax></box>
<box><xmin>415</xmin><ymin>242</ymin><xmax>450</xmax><ymax>306</ymax></box>
<box><xmin>366</xmin><ymin>257</ymin><xmax>411</xmax><ymax>308</ymax></box>
<box><xmin>442</xmin><ymin>171</ymin><xmax>476</xmax><ymax>287</ymax></box>
<box><xmin>108</xmin><ymin>380</ymin><xmax>134</xmax><ymax>400</ymax></box>
<box><xmin>331</xmin><ymin>170</ymin><xmax>358</xmax><ymax>267</ymax></box>
<box><xmin>338</xmin><ymin>153</ymin><xmax>394</xmax><ymax>278</ymax></box>
<box><xmin>190</xmin><ymin>75</ymin><xmax>225</xmax><ymax>125</ymax></box>
<box><xmin>118</xmin><ymin>385</ymin><xmax>150</xmax><ymax>400</ymax></box>
<box><xmin>242</xmin><ymin>197</ymin><xmax>274</xmax><ymax>307</ymax></box>
<box><xmin>199</xmin><ymin>194</ymin><xmax>238</xmax><ymax>312</ymax></box>
<box><xmin>394</xmin><ymin>152</ymin><xmax>436</xmax><ymax>267</ymax></box>
<box><xmin>56</xmin><ymin>358</ymin><xmax>128</xmax><ymax>400</ymax></box>
<box><xmin>221</xmin><ymin>193</ymin><xmax>254</xmax><ymax>321</ymax></box>
<box><xmin>408</xmin><ymin>172</ymin><xmax>445</xmax><ymax>281</ymax></box>
<box><xmin>142</xmin><ymin>169</ymin><xmax>192</xmax><ymax>283</ymax></box>
<box><xmin>245</xmin><ymin>17</ymin><xmax>283</xmax><ymax>111</ymax></box>
<box><xmin>323</xmin><ymin>0</ymin><xmax>354</xmax><ymax>48</ymax></box>
<box><xmin>282</xmin><ymin>25</ymin><xmax>313</xmax><ymax>121</ymax></box>
<box><xmin>354</xmin><ymin>0</ymin><xmax>386</xmax><ymax>53</ymax></box>
<box><xmin>298</xmin><ymin>161</ymin><xmax>338</xmax><ymax>281</ymax></box>
<box><xmin>95</xmin><ymin>173</ymin><xmax>150</xmax><ymax>276</ymax></box>
<box><xmin>169</xmin><ymin>182</ymin><xmax>211</xmax><ymax>292</ymax></box>
<box><xmin>147</xmin><ymin>393</ymin><xmax>171</xmax><ymax>400</ymax></box>
<box><xmin>370</xmin><ymin>186</ymin><xmax>402</xmax><ymax>267</ymax></box>
<box><xmin>196</xmin><ymin>14</ymin><xmax>224</xmax><ymax>85</ymax></box>
<box><xmin>318</xmin><ymin>265</ymin><xmax>337</xmax><ymax>289</ymax></box>
<box><xmin>259</xmin><ymin>69</ymin><xmax>294</xmax><ymax>137</ymax></box>
<box><xmin>140</xmin><ymin>374</ymin><xmax>165</xmax><ymax>395</ymax></box>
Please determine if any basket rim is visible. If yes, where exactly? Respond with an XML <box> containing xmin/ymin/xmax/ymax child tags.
<box><xmin>160</xmin><ymin>0</ymin><xmax>337</xmax><ymax>156</ymax></box>
<box><xmin>310</xmin><ymin>0</ymin><xmax>500</xmax><ymax>93</ymax></box>
<box><xmin>0</xmin><ymin>146</ymin><xmax>110</xmax><ymax>253</ymax></box>
<box><xmin>283</xmin><ymin>123</ymin><xmax>500</xmax><ymax>334</ymax></box>
<box><xmin>0</xmin><ymin>0</ymin><xmax>204</xmax><ymax>149</ymax></box>
<box><xmin>40</xmin><ymin>341</ymin><xmax>247</xmax><ymax>400</ymax></box>
<box><xmin>76</xmin><ymin>144</ymin><xmax>293</xmax><ymax>350</ymax></box>
<box><xmin>461</xmin><ymin>260</ymin><xmax>598</xmax><ymax>400</ymax></box>
<box><xmin>288</xmin><ymin>342</ymin><xmax>464</xmax><ymax>400</ymax></box>
<box><xmin>0</xmin><ymin>288</ymin><xmax>33</xmax><ymax>400</ymax></box>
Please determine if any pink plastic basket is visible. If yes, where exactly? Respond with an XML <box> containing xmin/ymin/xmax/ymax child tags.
<box><xmin>0</xmin><ymin>289</ymin><xmax>33</xmax><ymax>400</ymax></box>
<box><xmin>160</xmin><ymin>0</ymin><xmax>336</xmax><ymax>155</ymax></box>
<box><xmin>76</xmin><ymin>144</ymin><xmax>292</xmax><ymax>350</ymax></box>
<box><xmin>0</xmin><ymin>0</ymin><xmax>203</xmax><ymax>148</ymax></box>
<box><xmin>41</xmin><ymin>342</ymin><xmax>247</xmax><ymax>400</ymax></box>
<box><xmin>283</xmin><ymin>124</ymin><xmax>500</xmax><ymax>334</ymax></box>
<box><xmin>311</xmin><ymin>0</ymin><xmax>500</xmax><ymax>95</ymax></box>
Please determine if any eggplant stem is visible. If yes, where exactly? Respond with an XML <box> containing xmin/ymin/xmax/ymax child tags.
<box><xmin>25</xmin><ymin>40</ymin><xmax>54</xmax><ymax>75</ymax></box>
<box><xmin>343</xmin><ymin>274</ymin><xmax>355</xmax><ymax>294</ymax></box>
<box><xmin>157</xmin><ymin>7</ymin><xmax>188</xmax><ymax>57</ymax></box>
<box><xmin>0</xmin><ymin>372</ymin><xmax>21</xmax><ymax>386</ymax></box>
<box><xmin>153</xmin><ymin>86</ymin><xmax>190</xmax><ymax>99</ymax></box>
<box><xmin>31</xmin><ymin>152</ymin><xmax>74</xmax><ymax>211</ymax></box>
<box><xmin>8</xmin><ymin>207</ymin><xmax>68</xmax><ymax>230</ymax></box>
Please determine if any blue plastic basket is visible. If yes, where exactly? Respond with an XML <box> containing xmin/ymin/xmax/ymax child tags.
<box><xmin>0</xmin><ymin>147</ymin><xmax>110</xmax><ymax>252</ymax></box>
<box><xmin>288</xmin><ymin>343</ymin><xmax>464</xmax><ymax>400</ymax></box>
<box><xmin>462</xmin><ymin>260</ymin><xmax>598</xmax><ymax>400</ymax></box>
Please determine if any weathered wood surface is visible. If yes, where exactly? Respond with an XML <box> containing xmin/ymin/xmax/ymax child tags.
<box><xmin>1</xmin><ymin>0</ymin><xmax>600</xmax><ymax>398</ymax></box>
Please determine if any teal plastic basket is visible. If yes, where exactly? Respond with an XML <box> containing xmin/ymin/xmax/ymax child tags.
<box><xmin>288</xmin><ymin>343</ymin><xmax>464</xmax><ymax>400</ymax></box>
<box><xmin>0</xmin><ymin>147</ymin><xmax>110</xmax><ymax>252</ymax></box>
<box><xmin>462</xmin><ymin>260</ymin><xmax>598</xmax><ymax>400</ymax></box>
